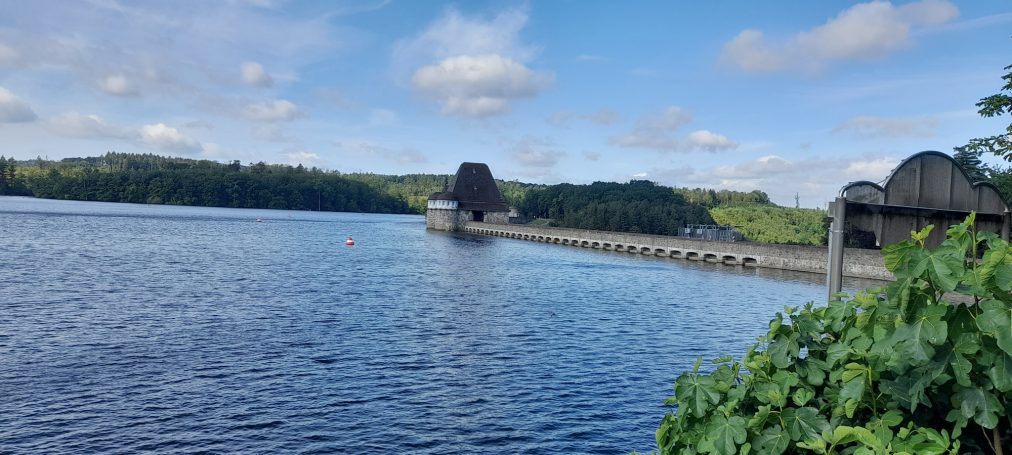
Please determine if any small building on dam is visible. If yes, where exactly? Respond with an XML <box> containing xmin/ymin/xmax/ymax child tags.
<box><xmin>426</xmin><ymin>162</ymin><xmax>510</xmax><ymax>231</ymax></box>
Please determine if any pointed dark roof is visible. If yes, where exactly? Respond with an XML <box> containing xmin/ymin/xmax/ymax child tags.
<box><xmin>428</xmin><ymin>191</ymin><xmax>458</xmax><ymax>201</ymax></box>
<box><xmin>447</xmin><ymin>162</ymin><xmax>508</xmax><ymax>212</ymax></box>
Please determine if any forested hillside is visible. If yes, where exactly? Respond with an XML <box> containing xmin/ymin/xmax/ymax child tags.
<box><xmin>709</xmin><ymin>205</ymin><xmax>829</xmax><ymax>245</ymax></box>
<box><xmin>2</xmin><ymin>153</ymin><xmax>412</xmax><ymax>213</ymax></box>
<box><xmin>0</xmin><ymin>153</ymin><xmax>543</xmax><ymax>216</ymax></box>
<box><xmin>518</xmin><ymin>180</ymin><xmax>714</xmax><ymax>236</ymax></box>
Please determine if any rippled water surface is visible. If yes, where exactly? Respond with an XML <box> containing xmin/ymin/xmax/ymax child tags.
<box><xmin>0</xmin><ymin>197</ymin><xmax>877</xmax><ymax>454</ymax></box>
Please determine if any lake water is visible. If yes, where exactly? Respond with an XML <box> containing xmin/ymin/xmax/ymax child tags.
<box><xmin>0</xmin><ymin>197</ymin><xmax>879</xmax><ymax>454</ymax></box>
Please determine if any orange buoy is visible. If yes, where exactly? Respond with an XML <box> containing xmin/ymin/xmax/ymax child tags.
<box><xmin>345</xmin><ymin>236</ymin><xmax>355</xmax><ymax>246</ymax></box>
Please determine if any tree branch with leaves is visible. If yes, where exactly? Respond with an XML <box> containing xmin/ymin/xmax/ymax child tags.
<box><xmin>955</xmin><ymin>64</ymin><xmax>1012</xmax><ymax>162</ymax></box>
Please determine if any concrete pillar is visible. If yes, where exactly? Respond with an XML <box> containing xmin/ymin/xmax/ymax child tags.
<box><xmin>827</xmin><ymin>197</ymin><xmax>846</xmax><ymax>301</ymax></box>
<box><xmin>1003</xmin><ymin>209</ymin><xmax>1010</xmax><ymax>242</ymax></box>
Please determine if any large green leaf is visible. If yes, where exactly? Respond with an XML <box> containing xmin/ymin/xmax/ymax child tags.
<box><xmin>976</xmin><ymin>299</ymin><xmax>1012</xmax><ymax>356</ymax></box>
<box><xmin>703</xmin><ymin>415</ymin><xmax>746</xmax><ymax>455</ymax></box>
<box><xmin>826</xmin><ymin>342</ymin><xmax>851</xmax><ymax>367</ymax></box>
<box><xmin>675</xmin><ymin>373</ymin><xmax>721</xmax><ymax>418</ymax></box>
<box><xmin>883</xmin><ymin>240</ymin><xmax>918</xmax><ymax>272</ymax></box>
<box><xmin>800</xmin><ymin>359</ymin><xmax>826</xmax><ymax>387</ymax></box>
<box><xmin>995</xmin><ymin>263</ymin><xmax>1012</xmax><ymax>291</ymax></box>
<box><xmin>950</xmin><ymin>353</ymin><xmax>972</xmax><ymax>386</ymax></box>
<box><xmin>781</xmin><ymin>407</ymin><xmax>829</xmax><ymax>441</ymax></box>
<box><xmin>766</xmin><ymin>334</ymin><xmax>799</xmax><ymax>370</ymax></box>
<box><xmin>987</xmin><ymin>352</ymin><xmax>1012</xmax><ymax>392</ymax></box>
<box><xmin>922</xmin><ymin>249</ymin><xmax>965</xmax><ymax>293</ymax></box>
<box><xmin>824</xmin><ymin>300</ymin><xmax>852</xmax><ymax>332</ymax></box>
<box><xmin>952</xmin><ymin>387</ymin><xmax>1001</xmax><ymax>429</ymax></box>
<box><xmin>891</xmin><ymin>304</ymin><xmax>948</xmax><ymax>363</ymax></box>
<box><xmin>838</xmin><ymin>376</ymin><xmax>865</xmax><ymax>417</ymax></box>
<box><xmin>752</xmin><ymin>425</ymin><xmax>789</xmax><ymax>455</ymax></box>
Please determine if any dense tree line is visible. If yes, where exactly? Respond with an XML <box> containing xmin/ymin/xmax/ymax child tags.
<box><xmin>672</xmin><ymin>187</ymin><xmax>770</xmax><ymax>207</ymax></box>
<box><xmin>1</xmin><ymin>153</ymin><xmax>545</xmax><ymax>216</ymax></box>
<box><xmin>7</xmin><ymin>153</ymin><xmax>411</xmax><ymax>213</ymax></box>
<box><xmin>0</xmin><ymin>156</ymin><xmax>27</xmax><ymax>195</ymax></box>
<box><xmin>518</xmin><ymin>180</ymin><xmax>714</xmax><ymax>235</ymax></box>
<box><xmin>709</xmin><ymin>205</ymin><xmax>829</xmax><ymax>246</ymax></box>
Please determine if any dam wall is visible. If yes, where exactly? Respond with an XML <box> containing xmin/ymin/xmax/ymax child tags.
<box><xmin>462</xmin><ymin>222</ymin><xmax>892</xmax><ymax>281</ymax></box>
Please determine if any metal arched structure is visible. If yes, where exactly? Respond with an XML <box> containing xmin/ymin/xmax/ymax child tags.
<box><xmin>827</xmin><ymin>150</ymin><xmax>1011</xmax><ymax>299</ymax></box>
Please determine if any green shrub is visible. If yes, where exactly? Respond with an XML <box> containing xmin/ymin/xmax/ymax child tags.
<box><xmin>653</xmin><ymin>214</ymin><xmax>1011</xmax><ymax>454</ymax></box>
<box><xmin>708</xmin><ymin>205</ymin><xmax>828</xmax><ymax>246</ymax></box>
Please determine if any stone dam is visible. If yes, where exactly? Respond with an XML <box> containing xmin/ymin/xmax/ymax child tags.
<box><xmin>462</xmin><ymin>221</ymin><xmax>892</xmax><ymax>281</ymax></box>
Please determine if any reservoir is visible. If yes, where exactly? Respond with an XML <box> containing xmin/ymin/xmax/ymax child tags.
<box><xmin>0</xmin><ymin>197</ymin><xmax>878</xmax><ymax>454</ymax></box>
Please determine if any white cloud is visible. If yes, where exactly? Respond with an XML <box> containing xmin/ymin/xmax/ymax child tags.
<box><xmin>412</xmin><ymin>54</ymin><xmax>552</xmax><ymax>117</ymax></box>
<box><xmin>514</xmin><ymin>148</ymin><xmax>564</xmax><ymax>167</ymax></box>
<box><xmin>284</xmin><ymin>150</ymin><xmax>325</xmax><ymax>166</ymax></box>
<box><xmin>138</xmin><ymin>123</ymin><xmax>201</xmax><ymax>152</ymax></box>
<box><xmin>583</xmin><ymin>151</ymin><xmax>601</xmax><ymax>161</ymax></box>
<box><xmin>844</xmin><ymin>156</ymin><xmax>900</xmax><ymax>178</ymax></box>
<box><xmin>506</xmin><ymin>136</ymin><xmax>566</xmax><ymax>167</ymax></box>
<box><xmin>47</xmin><ymin>112</ymin><xmax>203</xmax><ymax>154</ymax></box>
<box><xmin>711</xmin><ymin>155</ymin><xmax>797</xmax><ymax>179</ymax></box>
<box><xmin>0</xmin><ymin>43</ymin><xmax>19</xmax><ymax>64</ymax></box>
<box><xmin>637</xmin><ymin>153</ymin><xmax>903</xmax><ymax>206</ymax></box>
<box><xmin>252</xmin><ymin>125</ymin><xmax>293</xmax><ymax>142</ymax></box>
<box><xmin>242</xmin><ymin>99</ymin><xmax>301</xmax><ymax>122</ymax></box>
<box><xmin>833</xmin><ymin>115</ymin><xmax>939</xmax><ymax>138</ymax></box>
<box><xmin>720</xmin><ymin>0</ymin><xmax>959</xmax><ymax>73</ymax></box>
<box><xmin>640</xmin><ymin>107</ymin><xmax>693</xmax><ymax>130</ymax></box>
<box><xmin>0</xmin><ymin>1</ymin><xmax>336</xmax><ymax>114</ymax></box>
<box><xmin>0</xmin><ymin>86</ymin><xmax>38</xmax><ymax>122</ymax></box>
<box><xmin>609</xmin><ymin>107</ymin><xmax>737</xmax><ymax>153</ymax></box>
<box><xmin>393</xmin><ymin>150</ymin><xmax>428</xmax><ymax>165</ymax></box>
<box><xmin>100</xmin><ymin>74</ymin><xmax>139</xmax><ymax>97</ymax></box>
<box><xmin>335</xmin><ymin>139</ymin><xmax>428</xmax><ymax>165</ymax></box>
<box><xmin>393</xmin><ymin>6</ymin><xmax>536</xmax><ymax>73</ymax></box>
<box><xmin>200</xmin><ymin>142</ymin><xmax>228</xmax><ymax>158</ymax></box>
<box><xmin>575</xmin><ymin>54</ymin><xmax>608</xmax><ymax>62</ymax></box>
<box><xmin>45</xmin><ymin>112</ymin><xmax>128</xmax><ymax>138</ymax></box>
<box><xmin>394</xmin><ymin>6</ymin><xmax>551</xmax><ymax>117</ymax></box>
<box><xmin>686</xmin><ymin>130</ymin><xmax>737</xmax><ymax>151</ymax></box>
<box><xmin>368</xmin><ymin>108</ymin><xmax>399</xmax><ymax>126</ymax></box>
<box><xmin>183</xmin><ymin>120</ymin><xmax>214</xmax><ymax>130</ymax></box>
<box><xmin>548</xmin><ymin>108</ymin><xmax>622</xmax><ymax>127</ymax></box>
<box><xmin>240</xmin><ymin>61</ymin><xmax>273</xmax><ymax>87</ymax></box>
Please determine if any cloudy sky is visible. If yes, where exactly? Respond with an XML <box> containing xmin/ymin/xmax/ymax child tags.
<box><xmin>0</xmin><ymin>0</ymin><xmax>1009</xmax><ymax>206</ymax></box>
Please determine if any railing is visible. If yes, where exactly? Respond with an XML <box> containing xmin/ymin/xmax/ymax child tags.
<box><xmin>680</xmin><ymin>224</ymin><xmax>742</xmax><ymax>242</ymax></box>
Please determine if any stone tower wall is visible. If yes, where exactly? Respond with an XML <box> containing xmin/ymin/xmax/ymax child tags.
<box><xmin>426</xmin><ymin>209</ymin><xmax>509</xmax><ymax>231</ymax></box>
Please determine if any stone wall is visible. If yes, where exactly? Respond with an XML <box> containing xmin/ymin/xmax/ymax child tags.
<box><xmin>462</xmin><ymin>222</ymin><xmax>891</xmax><ymax>281</ymax></box>
<box><xmin>425</xmin><ymin>208</ymin><xmax>467</xmax><ymax>231</ymax></box>
<box><xmin>483</xmin><ymin>212</ymin><xmax>509</xmax><ymax>225</ymax></box>
<box><xmin>427</xmin><ymin>209</ymin><xmax>509</xmax><ymax>231</ymax></box>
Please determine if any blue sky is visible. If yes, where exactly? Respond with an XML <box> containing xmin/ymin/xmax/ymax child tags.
<box><xmin>0</xmin><ymin>0</ymin><xmax>1009</xmax><ymax>206</ymax></box>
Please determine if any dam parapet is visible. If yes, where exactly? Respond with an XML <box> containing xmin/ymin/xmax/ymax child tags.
<box><xmin>462</xmin><ymin>221</ymin><xmax>891</xmax><ymax>281</ymax></box>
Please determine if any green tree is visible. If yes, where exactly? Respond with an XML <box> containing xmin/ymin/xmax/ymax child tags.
<box><xmin>953</xmin><ymin>147</ymin><xmax>988</xmax><ymax>182</ymax></box>
<box><xmin>956</xmin><ymin>63</ymin><xmax>1012</xmax><ymax>161</ymax></box>
<box><xmin>652</xmin><ymin>214</ymin><xmax>1011</xmax><ymax>454</ymax></box>
<box><xmin>0</xmin><ymin>155</ymin><xmax>7</xmax><ymax>192</ymax></box>
<box><xmin>990</xmin><ymin>166</ymin><xmax>1012</xmax><ymax>203</ymax></box>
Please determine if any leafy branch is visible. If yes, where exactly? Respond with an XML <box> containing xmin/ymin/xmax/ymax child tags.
<box><xmin>956</xmin><ymin>63</ymin><xmax>1012</xmax><ymax>162</ymax></box>
<box><xmin>653</xmin><ymin>213</ymin><xmax>1012</xmax><ymax>454</ymax></box>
